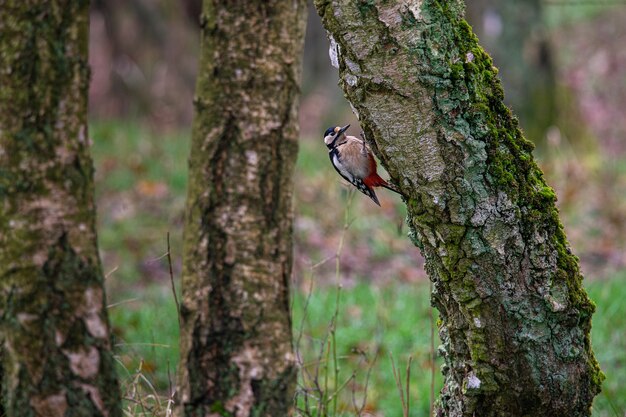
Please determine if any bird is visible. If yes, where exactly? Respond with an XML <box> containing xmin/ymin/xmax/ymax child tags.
<box><xmin>323</xmin><ymin>124</ymin><xmax>401</xmax><ymax>206</ymax></box>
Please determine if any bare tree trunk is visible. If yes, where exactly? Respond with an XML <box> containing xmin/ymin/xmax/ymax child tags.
<box><xmin>0</xmin><ymin>1</ymin><xmax>121</xmax><ymax>416</ymax></box>
<box><xmin>176</xmin><ymin>1</ymin><xmax>307</xmax><ymax>416</ymax></box>
<box><xmin>314</xmin><ymin>1</ymin><xmax>602</xmax><ymax>416</ymax></box>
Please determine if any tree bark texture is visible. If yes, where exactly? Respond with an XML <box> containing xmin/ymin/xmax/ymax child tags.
<box><xmin>314</xmin><ymin>1</ymin><xmax>602</xmax><ymax>416</ymax></box>
<box><xmin>0</xmin><ymin>1</ymin><xmax>121</xmax><ymax>416</ymax></box>
<box><xmin>465</xmin><ymin>0</ymin><xmax>557</xmax><ymax>144</ymax></box>
<box><xmin>176</xmin><ymin>1</ymin><xmax>306</xmax><ymax>416</ymax></box>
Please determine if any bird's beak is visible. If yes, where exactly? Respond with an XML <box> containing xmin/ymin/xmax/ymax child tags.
<box><xmin>335</xmin><ymin>124</ymin><xmax>350</xmax><ymax>137</ymax></box>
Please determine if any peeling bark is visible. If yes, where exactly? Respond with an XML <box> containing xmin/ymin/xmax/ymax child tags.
<box><xmin>0</xmin><ymin>1</ymin><xmax>121</xmax><ymax>416</ymax></box>
<box><xmin>314</xmin><ymin>1</ymin><xmax>602</xmax><ymax>416</ymax></box>
<box><xmin>176</xmin><ymin>1</ymin><xmax>307</xmax><ymax>416</ymax></box>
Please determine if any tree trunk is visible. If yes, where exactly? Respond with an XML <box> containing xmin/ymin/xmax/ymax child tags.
<box><xmin>176</xmin><ymin>1</ymin><xmax>307</xmax><ymax>416</ymax></box>
<box><xmin>0</xmin><ymin>1</ymin><xmax>121</xmax><ymax>416</ymax></box>
<box><xmin>465</xmin><ymin>0</ymin><xmax>557</xmax><ymax>144</ymax></box>
<box><xmin>314</xmin><ymin>1</ymin><xmax>602</xmax><ymax>416</ymax></box>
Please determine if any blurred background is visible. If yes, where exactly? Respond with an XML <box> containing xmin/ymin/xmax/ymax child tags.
<box><xmin>89</xmin><ymin>1</ymin><xmax>626</xmax><ymax>415</ymax></box>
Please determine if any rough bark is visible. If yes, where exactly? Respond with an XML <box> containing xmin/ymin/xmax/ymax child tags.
<box><xmin>465</xmin><ymin>0</ymin><xmax>557</xmax><ymax>144</ymax></box>
<box><xmin>176</xmin><ymin>1</ymin><xmax>307</xmax><ymax>416</ymax></box>
<box><xmin>314</xmin><ymin>1</ymin><xmax>602</xmax><ymax>416</ymax></box>
<box><xmin>0</xmin><ymin>1</ymin><xmax>121</xmax><ymax>416</ymax></box>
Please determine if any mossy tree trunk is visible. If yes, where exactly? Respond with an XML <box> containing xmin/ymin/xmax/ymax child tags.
<box><xmin>176</xmin><ymin>1</ymin><xmax>306</xmax><ymax>416</ymax></box>
<box><xmin>0</xmin><ymin>1</ymin><xmax>121</xmax><ymax>416</ymax></box>
<box><xmin>314</xmin><ymin>1</ymin><xmax>602</xmax><ymax>416</ymax></box>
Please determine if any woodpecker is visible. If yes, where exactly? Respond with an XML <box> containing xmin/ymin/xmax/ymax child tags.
<box><xmin>323</xmin><ymin>124</ymin><xmax>401</xmax><ymax>206</ymax></box>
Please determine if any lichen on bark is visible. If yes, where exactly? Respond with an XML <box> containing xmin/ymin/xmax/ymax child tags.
<box><xmin>315</xmin><ymin>0</ymin><xmax>602</xmax><ymax>415</ymax></box>
<box><xmin>176</xmin><ymin>1</ymin><xmax>307</xmax><ymax>416</ymax></box>
<box><xmin>0</xmin><ymin>1</ymin><xmax>121</xmax><ymax>415</ymax></box>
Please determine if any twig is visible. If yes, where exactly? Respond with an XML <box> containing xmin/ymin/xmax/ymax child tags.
<box><xmin>114</xmin><ymin>342</ymin><xmax>171</xmax><ymax>348</ymax></box>
<box><xmin>329</xmin><ymin>189</ymin><xmax>353</xmax><ymax>416</ymax></box>
<box><xmin>135</xmin><ymin>360</ymin><xmax>150</xmax><ymax>416</ymax></box>
<box><xmin>406</xmin><ymin>355</ymin><xmax>413</xmax><ymax>417</ymax></box>
<box><xmin>331</xmin><ymin>286</ymin><xmax>342</xmax><ymax>416</ymax></box>
<box><xmin>326</xmin><ymin>373</ymin><xmax>355</xmax><ymax>405</ymax></box>
<box><xmin>147</xmin><ymin>251</ymin><xmax>170</xmax><ymax>262</ymax></box>
<box><xmin>293</xmin><ymin>188</ymin><xmax>356</xmax><ymax>416</ymax></box>
<box><xmin>294</xmin><ymin>276</ymin><xmax>318</xmax><ymax>404</ymax></box>
<box><xmin>167</xmin><ymin>232</ymin><xmax>181</xmax><ymax>329</ymax></box>
<box><xmin>389</xmin><ymin>351</ymin><xmax>407</xmax><ymax>417</ymax></box>
<box><xmin>310</xmin><ymin>254</ymin><xmax>336</xmax><ymax>270</ymax></box>
<box><xmin>107</xmin><ymin>298</ymin><xmax>139</xmax><ymax>309</ymax></box>
<box><xmin>352</xmin><ymin>349</ymin><xmax>378</xmax><ymax>416</ymax></box>
<box><xmin>167</xmin><ymin>359</ymin><xmax>175</xmax><ymax>404</ymax></box>
<box><xmin>322</xmin><ymin>337</ymin><xmax>331</xmax><ymax>415</ymax></box>
<box><xmin>105</xmin><ymin>265</ymin><xmax>119</xmax><ymax>279</ymax></box>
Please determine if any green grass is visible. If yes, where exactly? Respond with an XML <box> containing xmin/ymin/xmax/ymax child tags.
<box><xmin>104</xmin><ymin>273</ymin><xmax>626</xmax><ymax>416</ymax></box>
<box><xmin>91</xmin><ymin>121</ymin><xmax>189</xmax><ymax>292</ymax></box>
<box><xmin>293</xmin><ymin>281</ymin><xmax>441</xmax><ymax>417</ymax></box>
<box><xmin>587</xmin><ymin>275</ymin><xmax>626</xmax><ymax>417</ymax></box>
<box><xmin>91</xmin><ymin>120</ymin><xmax>626</xmax><ymax>416</ymax></box>
<box><xmin>110</xmin><ymin>285</ymin><xmax>180</xmax><ymax>393</ymax></box>
<box><xmin>104</xmin><ymin>272</ymin><xmax>626</xmax><ymax>416</ymax></box>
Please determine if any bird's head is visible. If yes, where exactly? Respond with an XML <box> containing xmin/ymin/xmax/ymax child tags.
<box><xmin>323</xmin><ymin>124</ymin><xmax>350</xmax><ymax>148</ymax></box>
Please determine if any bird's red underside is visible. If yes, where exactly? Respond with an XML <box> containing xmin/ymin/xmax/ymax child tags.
<box><xmin>363</xmin><ymin>173</ymin><xmax>388</xmax><ymax>188</ymax></box>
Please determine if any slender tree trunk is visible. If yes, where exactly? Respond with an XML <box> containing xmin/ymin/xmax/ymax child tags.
<box><xmin>0</xmin><ymin>1</ymin><xmax>121</xmax><ymax>416</ymax></box>
<box><xmin>314</xmin><ymin>1</ymin><xmax>602</xmax><ymax>416</ymax></box>
<box><xmin>176</xmin><ymin>1</ymin><xmax>307</xmax><ymax>416</ymax></box>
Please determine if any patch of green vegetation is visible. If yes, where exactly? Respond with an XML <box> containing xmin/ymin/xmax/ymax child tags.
<box><xmin>91</xmin><ymin>121</ymin><xmax>190</xmax><ymax>194</ymax></box>
<box><xmin>104</xmin><ymin>268</ymin><xmax>626</xmax><ymax>417</ymax></box>
<box><xmin>586</xmin><ymin>275</ymin><xmax>626</xmax><ymax>416</ymax></box>
<box><xmin>109</xmin><ymin>285</ymin><xmax>180</xmax><ymax>393</ymax></box>
<box><xmin>90</xmin><ymin>120</ymin><xmax>189</xmax><ymax>290</ymax></box>
<box><xmin>293</xmin><ymin>282</ymin><xmax>443</xmax><ymax>416</ymax></box>
<box><xmin>296</xmin><ymin>139</ymin><xmax>329</xmax><ymax>180</ymax></box>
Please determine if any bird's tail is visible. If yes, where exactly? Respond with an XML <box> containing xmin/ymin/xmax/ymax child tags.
<box><xmin>381</xmin><ymin>182</ymin><xmax>402</xmax><ymax>195</ymax></box>
<box><xmin>365</xmin><ymin>188</ymin><xmax>381</xmax><ymax>206</ymax></box>
<box><xmin>364</xmin><ymin>173</ymin><xmax>402</xmax><ymax>195</ymax></box>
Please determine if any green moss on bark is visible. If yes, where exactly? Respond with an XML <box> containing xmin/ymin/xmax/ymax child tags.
<box><xmin>315</xmin><ymin>0</ymin><xmax>603</xmax><ymax>415</ymax></box>
<box><xmin>0</xmin><ymin>1</ymin><xmax>121</xmax><ymax>415</ymax></box>
<box><xmin>424</xmin><ymin>1</ymin><xmax>599</xmax><ymax>332</ymax></box>
<box><xmin>176</xmin><ymin>1</ymin><xmax>306</xmax><ymax>416</ymax></box>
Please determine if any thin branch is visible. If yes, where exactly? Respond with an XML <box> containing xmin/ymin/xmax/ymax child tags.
<box><xmin>147</xmin><ymin>251</ymin><xmax>170</xmax><ymax>262</ymax></box>
<box><xmin>167</xmin><ymin>359</ymin><xmax>175</xmax><ymax>405</ymax></box>
<box><xmin>360</xmin><ymin>350</ymin><xmax>377</xmax><ymax>416</ymax></box>
<box><xmin>114</xmin><ymin>342</ymin><xmax>171</xmax><ymax>348</ymax></box>
<box><xmin>167</xmin><ymin>232</ymin><xmax>181</xmax><ymax>329</ymax></box>
<box><xmin>310</xmin><ymin>254</ymin><xmax>336</xmax><ymax>270</ymax></box>
<box><xmin>107</xmin><ymin>298</ymin><xmax>139</xmax><ymax>309</ymax></box>
<box><xmin>406</xmin><ymin>355</ymin><xmax>413</xmax><ymax>417</ymax></box>
<box><xmin>105</xmin><ymin>265</ymin><xmax>119</xmax><ymax>279</ymax></box>
<box><xmin>293</xmin><ymin>188</ymin><xmax>356</xmax><ymax>416</ymax></box>
<box><xmin>389</xmin><ymin>351</ymin><xmax>408</xmax><ymax>417</ymax></box>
